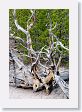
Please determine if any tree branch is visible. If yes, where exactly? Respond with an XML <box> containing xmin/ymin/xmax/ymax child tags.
<box><xmin>13</xmin><ymin>9</ymin><xmax>28</xmax><ymax>35</ymax></box>
<box><xmin>56</xmin><ymin>56</ymin><xmax>62</xmax><ymax>71</ymax></box>
<box><xmin>10</xmin><ymin>33</ymin><xmax>25</xmax><ymax>43</ymax></box>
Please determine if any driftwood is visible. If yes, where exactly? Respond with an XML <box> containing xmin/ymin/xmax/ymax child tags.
<box><xmin>9</xmin><ymin>50</ymin><xmax>69</xmax><ymax>97</ymax></box>
<box><xmin>9</xmin><ymin>9</ymin><xmax>69</xmax><ymax>98</ymax></box>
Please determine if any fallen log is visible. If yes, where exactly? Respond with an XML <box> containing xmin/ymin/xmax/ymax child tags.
<box><xmin>55</xmin><ymin>74</ymin><xmax>69</xmax><ymax>98</ymax></box>
<box><xmin>9</xmin><ymin>50</ymin><xmax>33</xmax><ymax>87</ymax></box>
<box><xmin>9</xmin><ymin>50</ymin><xmax>69</xmax><ymax>98</ymax></box>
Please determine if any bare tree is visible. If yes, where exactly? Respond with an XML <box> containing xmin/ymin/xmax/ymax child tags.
<box><xmin>9</xmin><ymin>9</ymin><xmax>69</xmax><ymax>98</ymax></box>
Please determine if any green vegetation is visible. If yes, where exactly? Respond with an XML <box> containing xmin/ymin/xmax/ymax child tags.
<box><xmin>9</xmin><ymin>9</ymin><xmax>69</xmax><ymax>66</ymax></box>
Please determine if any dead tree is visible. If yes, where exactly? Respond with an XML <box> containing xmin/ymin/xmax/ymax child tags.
<box><xmin>9</xmin><ymin>9</ymin><xmax>69</xmax><ymax>98</ymax></box>
<box><xmin>47</xmin><ymin>17</ymin><xmax>69</xmax><ymax>98</ymax></box>
<box><xmin>13</xmin><ymin>9</ymin><xmax>36</xmax><ymax>63</ymax></box>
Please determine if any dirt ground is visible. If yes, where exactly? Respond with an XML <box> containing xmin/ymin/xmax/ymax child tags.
<box><xmin>9</xmin><ymin>85</ymin><xmax>67</xmax><ymax>99</ymax></box>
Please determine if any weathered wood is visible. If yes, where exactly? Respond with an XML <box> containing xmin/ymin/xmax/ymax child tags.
<box><xmin>9</xmin><ymin>9</ymin><xmax>69</xmax><ymax>98</ymax></box>
<box><xmin>55</xmin><ymin>74</ymin><xmax>69</xmax><ymax>98</ymax></box>
<box><xmin>13</xmin><ymin>9</ymin><xmax>36</xmax><ymax>63</ymax></box>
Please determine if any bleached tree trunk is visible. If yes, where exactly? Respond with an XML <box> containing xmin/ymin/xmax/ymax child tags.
<box><xmin>13</xmin><ymin>9</ymin><xmax>35</xmax><ymax>63</ymax></box>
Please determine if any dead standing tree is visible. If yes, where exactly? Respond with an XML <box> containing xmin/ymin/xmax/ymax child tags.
<box><xmin>13</xmin><ymin>9</ymin><xmax>36</xmax><ymax>63</ymax></box>
<box><xmin>9</xmin><ymin>9</ymin><xmax>69</xmax><ymax>98</ymax></box>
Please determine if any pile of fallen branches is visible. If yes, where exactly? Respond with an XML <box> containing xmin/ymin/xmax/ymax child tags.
<box><xmin>9</xmin><ymin>9</ymin><xmax>69</xmax><ymax>99</ymax></box>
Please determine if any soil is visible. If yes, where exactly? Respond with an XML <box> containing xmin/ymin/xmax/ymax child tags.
<box><xmin>9</xmin><ymin>85</ymin><xmax>67</xmax><ymax>99</ymax></box>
